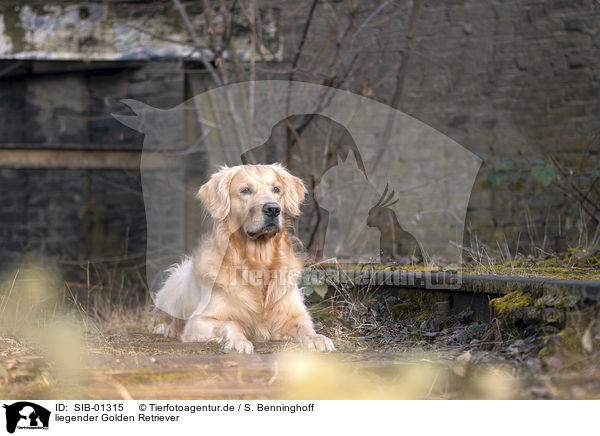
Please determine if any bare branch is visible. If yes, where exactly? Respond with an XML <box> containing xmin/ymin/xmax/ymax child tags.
<box><xmin>172</xmin><ymin>0</ymin><xmax>223</xmax><ymax>87</ymax></box>
<box><xmin>290</xmin><ymin>0</ymin><xmax>320</xmax><ymax>83</ymax></box>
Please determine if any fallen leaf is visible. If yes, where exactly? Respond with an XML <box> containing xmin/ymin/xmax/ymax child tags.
<box><xmin>581</xmin><ymin>321</ymin><xmax>594</xmax><ymax>354</ymax></box>
<box><xmin>313</xmin><ymin>284</ymin><xmax>328</xmax><ymax>298</ymax></box>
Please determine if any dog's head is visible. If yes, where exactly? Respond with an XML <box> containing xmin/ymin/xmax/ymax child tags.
<box><xmin>197</xmin><ymin>164</ymin><xmax>306</xmax><ymax>239</ymax></box>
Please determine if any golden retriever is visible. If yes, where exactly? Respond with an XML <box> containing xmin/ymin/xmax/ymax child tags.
<box><xmin>153</xmin><ymin>163</ymin><xmax>335</xmax><ymax>353</ymax></box>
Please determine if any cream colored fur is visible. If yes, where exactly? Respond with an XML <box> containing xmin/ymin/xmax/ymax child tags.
<box><xmin>153</xmin><ymin>164</ymin><xmax>334</xmax><ymax>353</ymax></box>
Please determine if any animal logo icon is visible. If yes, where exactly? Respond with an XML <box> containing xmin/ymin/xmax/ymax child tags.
<box><xmin>2</xmin><ymin>402</ymin><xmax>50</xmax><ymax>434</ymax></box>
<box><xmin>315</xmin><ymin>153</ymin><xmax>424</xmax><ymax>264</ymax></box>
<box><xmin>367</xmin><ymin>184</ymin><xmax>422</xmax><ymax>264</ymax></box>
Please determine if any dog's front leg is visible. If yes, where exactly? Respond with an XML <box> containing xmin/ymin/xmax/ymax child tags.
<box><xmin>294</xmin><ymin>318</ymin><xmax>335</xmax><ymax>352</ymax></box>
<box><xmin>271</xmin><ymin>287</ymin><xmax>335</xmax><ymax>352</ymax></box>
<box><xmin>181</xmin><ymin>316</ymin><xmax>254</xmax><ymax>354</ymax></box>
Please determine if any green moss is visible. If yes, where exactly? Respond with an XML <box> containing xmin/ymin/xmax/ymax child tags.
<box><xmin>557</xmin><ymin>327</ymin><xmax>583</xmax><ymax>354</ymax></box>
<box><xmin>489</xmin><ymin>291</ymin><xmax>534</xmax><ymax>315</ymax></box>
<box><xmin>537</xmin><ymin>344</ymin><xmax>552</xmax><ymax>359</ymax></box>
<box><xmin>538</xmin><ymin>288</ymin><xmax>579</xmax><ymax>309</ymax></box>
<box><xmin>415</xmin><ymin>310</ymin><xmax>433</xmax><ymax>321</ymax></box>
<box><xmin>538</xmin><ymin>328</ymin><xmax>583</xmax><ymax>358</ymax></box>
<box><xmin>391</xmin><ymin>302</ymin><xmax>420</xmax><ymax>319</ymax></box>
<box><xmin>390</xmin><ymin>289</ymin><xmax>448</xmax><ymax>321</ymax></box>
<box><xmin>554</xmin><ymin>296</ymin><xmax>570</xmax><ymax>309</ymax></box>
<box><xmin>390</xmin><ymin>290</ymin><xmax>446</xmax><ymax>321</ymax></box>
<box><xmin>395</xmin><ymin>289</ymin><xmax>447</xmax><ymax>307</ymax></box>
<box><xmin>309</xmin><ymin>257</ymin><xmax>600</xmax><ymax>281</ymax></box>
<box><xmin>461</xmin><ymin>257</ymin><xmax>600</xmax><ymax>281</ymax></box>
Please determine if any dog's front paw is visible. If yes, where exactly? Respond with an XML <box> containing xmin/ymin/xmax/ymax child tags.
<box><xmin>301</xmin><ymin>334</ymin><xmax>335</xmax><ymax>352</ymax></box>
<box><xmin>224</xmin><ymin>338</ymin><xmax>254</xmax><ymax>354</ymax></box>
<box><xmin>153</xmin><ymin>323</ymin><xmax>178</xmax><ymax>338</ymax></box>
<box><xmin>153</xmin><ymin>323</ymin><xmax>168</xmax><ymax>336</ymax></box>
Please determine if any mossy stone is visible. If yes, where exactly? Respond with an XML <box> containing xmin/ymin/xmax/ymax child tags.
<box><xmin>391</xmin><ymin>301</ymin><xmax>420</xmax><ymax>319</ymax></box>
<box><xmin>489</xmin><ymin>291</ymin><xmax>534</xmax><ymax>315</ymax></box>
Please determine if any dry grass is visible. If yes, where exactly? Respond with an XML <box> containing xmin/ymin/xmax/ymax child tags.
<box><xmin>0</xmin><ymin>261</ymin><xmax>599</xmax><ymax>399</ymax></box>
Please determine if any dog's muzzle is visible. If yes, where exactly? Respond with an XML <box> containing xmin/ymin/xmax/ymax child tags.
<box><xmin>262</xmin><ymin>202</ymin><xmax>281</xmax><ymax>218</ymax></box>
<box><xmin>247</xmin><ymin>202</ymin><xmax>282</xmax><ymax>239</ymax></box>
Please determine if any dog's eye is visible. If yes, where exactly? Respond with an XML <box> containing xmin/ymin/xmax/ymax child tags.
<box><xmin>240</xmin><ymin>187</ymin><xmax>252</xmax><ymax>195</ymax></box>
<box><xmin>272</xmin><ymin>186</ymin><xmax>281</xmax><ymax>194</ymax></box>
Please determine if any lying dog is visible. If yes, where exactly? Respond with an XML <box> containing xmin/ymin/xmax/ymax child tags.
<box><xmin>153</xmin><ymin>163</ymin><xmax>334</xmax><ymax>353</ymax></box>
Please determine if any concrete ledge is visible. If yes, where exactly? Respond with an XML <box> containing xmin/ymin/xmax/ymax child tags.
<box><xmin>0</xmin><ymin>2</ymin><xmax>283</xmax><ymax>62</ymax></box>
<box><xmin>0</xmin><ymin>149</ymin><xmax>186</xmax><ymax>169</ymax></box>
<box><xmin>301</xmin><ymin>269</ymin><xmax>600</xmax><ymax>302</ymax></box>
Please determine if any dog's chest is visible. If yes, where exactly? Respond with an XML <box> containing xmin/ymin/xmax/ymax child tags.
<box><xmin>230</xmin><ymin>276</ymin><xmax>284</xmax><ymax>338</ymax></box>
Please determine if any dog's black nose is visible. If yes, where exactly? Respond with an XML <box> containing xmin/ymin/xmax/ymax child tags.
<box><xmin>262</xmin><ymin>202</ymin><xmax>281</xmax><ymax>217</ymax></box>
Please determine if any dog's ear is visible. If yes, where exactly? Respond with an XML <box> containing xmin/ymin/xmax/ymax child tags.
<box><xmin>197</xmin><ymin>166</ymin><xmax>236</xmax><ymax>221</ymax></box>
<box><xmin>275</xmin><ymin>165</ymin><xmax>307</xmax><ymax>216</ymax></box>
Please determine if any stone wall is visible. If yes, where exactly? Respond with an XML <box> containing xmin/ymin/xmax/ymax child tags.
<box><xmin>1</xmin><ymin>167</ymin><xmax>146</xmax><ymax>264</ymax></box>
<box><xmin>276</xmin><ymin>0</ymin><xmax>600</xmax><ymax>251</ymax></box>
<box><xmin>1</xmin><ymin>0</ymin><xmax>599</xmax><ymax>280</ymax></box>
<box><xmin>403</xmin><ymin>0</ymin><xmax>600</xmax><ymax>250</ymax></box>
<box><xmin>0</xmin><ymin>60</ymin><xmax>185</xmax><ymax>282</ymax></box>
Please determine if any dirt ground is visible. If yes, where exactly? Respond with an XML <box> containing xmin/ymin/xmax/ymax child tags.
<box><xmin>1</xmin><ymin>307</ymin><xmax>599</xmax><ymax>400</ymax></box>
<box><xmin>1</xmin><ymin>265</ymin><xmax>599</xmax><ymax>400</ymax></box>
